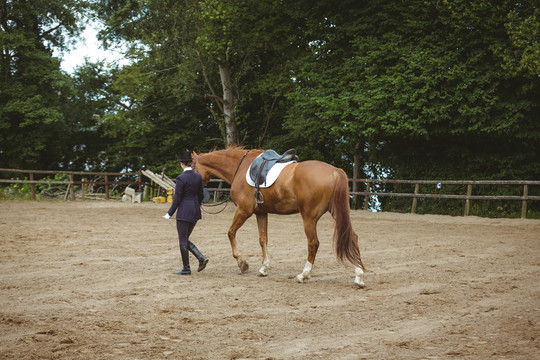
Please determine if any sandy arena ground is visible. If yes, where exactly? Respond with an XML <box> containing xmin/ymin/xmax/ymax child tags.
<box><xmin>0</xmin><ymin>200</ymin><xmax>539</xmax><ymax>359</ymax></box>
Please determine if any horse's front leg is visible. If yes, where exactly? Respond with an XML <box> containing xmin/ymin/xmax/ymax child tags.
<box><xmin>228</xmin><ymin>208</ymin><xmax>251</xmax><ymax>274</ymax></box>
<box><xmin>256</xmin><ymin>213</ymin><xmax>270</xmax><ymax>277</ymax></box>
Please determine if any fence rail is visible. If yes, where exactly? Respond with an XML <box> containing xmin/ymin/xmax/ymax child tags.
<box><xmin>2</xmin><ymin>168</ymin><xmax>538</xmax><ymax>218</ymax></box>
<box><xmin>0</xmin><ymin>168</ymin><xmax>143</xmax><ymax>201</ymax></box>
<box><xmin>350</xmin><ymin>179</ymin><xmax>540</xmax><ymax>219</ymax></box>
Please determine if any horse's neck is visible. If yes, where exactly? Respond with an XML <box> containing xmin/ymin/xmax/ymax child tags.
<box><xmin>204</xmin><ymin>151</ymin><xmax>248</xmax><ymax>183</ymax></box>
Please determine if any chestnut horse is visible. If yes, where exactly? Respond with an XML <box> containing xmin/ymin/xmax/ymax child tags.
<box><xmin>192</xmin><ymin>147</ymin><xmax>365</xmax><ymax>287</ymax></box>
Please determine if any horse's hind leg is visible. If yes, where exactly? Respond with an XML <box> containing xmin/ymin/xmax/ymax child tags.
<box><xmin>228</xmin><ymin>208</ymin><xmax>251</xmax><ymax>274</ymax></box>
<box><xmin>296</xmin><ymin>216</ymin><xmax>320</xmax><ymax>283</ymax></box>
<box><xmin>256</xmin><ymin>213</ymin><xmax>270</xmax><ymax>277</ymax></box>
<box><xmin>355</xmin><ymin>266</ymin><xmax>365</xmax><ymax>288</ymax></box>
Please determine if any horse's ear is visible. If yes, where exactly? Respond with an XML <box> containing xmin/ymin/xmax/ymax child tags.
<box><xmin>191</xmin><ymin>150</ymin><xmax>198</xmax><ymax>157</ymax></box>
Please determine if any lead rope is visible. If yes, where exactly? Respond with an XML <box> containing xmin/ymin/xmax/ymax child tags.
<box><xmin>201</xmin><ymin>199</ymin><xmax>229</xmax><ymax>214</ymax></box>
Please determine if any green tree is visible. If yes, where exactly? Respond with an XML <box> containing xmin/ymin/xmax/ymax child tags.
<box><xmin>60</xmin><ymin>60</ymin><xmax>121</xmax><ymax>171</ymax></box>
<box><xmin>93</xmin><ymin>0</ymin><xmax>223</xmax><ymax>170</ymax></box>
<box><xmin>285</xmin><ymin>0</ymin><xmax>539</xmax><ymax>182</ymax></box>
<box><xmin>0</xmin><ymin>0</ymin><xmax>91</xmax><ymax>169</ymax></box>
<box><xmin>95</xmin><ymin>0</ymin><xmax>302</xmax><ymax>154</ymax></box>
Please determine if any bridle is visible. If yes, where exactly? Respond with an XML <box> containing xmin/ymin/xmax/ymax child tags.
<box><xmin>192</xmin><ymin>154</ymin><xmax>198</xmax><ymax>172</ymax></box>
<box><xmin>193</xmin><ymin>150</ymin><xmax>250</xmax><ymax>214</ymax></box>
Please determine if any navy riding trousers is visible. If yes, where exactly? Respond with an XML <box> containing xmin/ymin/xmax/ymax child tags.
<box><xmin>176</xmin><ymin>220</ymin><xmax>196</xmax><ymax>247</ymax></box>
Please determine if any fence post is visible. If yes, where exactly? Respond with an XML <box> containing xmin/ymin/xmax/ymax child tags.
<box><xmin>521</xmin><ymin>184</ymin><xmax>529</xmax><ymax>219</ymax></box>
<box><xmin>105</xmin><ymin>175</ymin><xmax>109</xmax><ymax>200</ymax></box>
<box><xmin>411</xmin><ymin>183</ymin><xmax>419</xmax><ymax>214</ymax></box>
<box><xmin>363</xmin><ymin>182</ymin><xmax>370</xmax><ymax>210</ymax></box>
<box><xmin>82</xmin><ymin>178</ymin><xmax>87</xmax><ymax>200</ymax></box>
<box><xmin>138</xmin><ymin>171</ymin><xmax>143</xmax><ymax>192</ymax></box>
<box><xmin>69</xmin><ymin>174</ymin><xmax>76</xmax><ymax>201</ymax></box>
<box><xmin>464</xmin><ymin>184</ymin><xmax>472</xmax><ymax>216</ymax></box>
<box><xmin>29</xmin><ymin>172</ymin><xmax>36</xmax><ymax>200</ymax></box>
<box><xmin>214</xmin><ymin>181</ymin><xmax>223</xmax><ymax>202</ymax></box>
<box><xmin>148</xmin><ymin>180</ymin><xmax>154</xmax><ymax>199</ymax></box>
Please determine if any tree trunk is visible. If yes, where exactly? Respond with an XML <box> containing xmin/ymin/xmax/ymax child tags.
<box><xmin>217</xmin><ymin>57</ymin><xmax>239</xmax><ymax>146</ymax></box>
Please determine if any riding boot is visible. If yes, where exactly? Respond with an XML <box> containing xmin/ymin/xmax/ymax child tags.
<box><xmin>176</xmin><ymin>245</ymin><xmax>191</xmax><ymax>275</ymax></box>
<box><xmin>188</xmin><ymin>241</ymin><xmax>209</xmax><ymax>272</ymax></box>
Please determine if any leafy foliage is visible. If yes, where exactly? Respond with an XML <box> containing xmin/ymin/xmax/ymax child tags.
<box><xmin>0</xmin><ymin>0</ymin><xmax>103</xmax><ymax>170</ymax></box>
<box><xmin>284</xmin><ymin>0</ymin><xmax>539</xmax><ymax>181</ymax></box>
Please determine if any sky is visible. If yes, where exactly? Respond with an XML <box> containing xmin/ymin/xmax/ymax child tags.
<box><xmin>58</xmin><ymin>23</ymin><xmax>129</xmax><ymax>73</ymax></box>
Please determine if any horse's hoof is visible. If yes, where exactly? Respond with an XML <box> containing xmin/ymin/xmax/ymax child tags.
<box><xmin>257</xmin><ymin>272</ymin><xmax>267</xmax><ymax>277</ymax></box>
<box><xmin>239</xmin><ymin>261</ymin><xmax>249</xmax><ymax>274</ymax></box>
<box><xmin>354</xmin><ymin>281</ymin><xmax>366</xmax><ymax>289</ymax></box>
<box><xmin>296</xmin><ymin>275</ymin><xmax>304</xmax><ymax>283</ymax></box>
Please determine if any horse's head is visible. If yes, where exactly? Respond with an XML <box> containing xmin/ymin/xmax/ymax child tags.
<box><xmin>191</xmin><ymin>151</ymin><xmax>212</xmax><ymax>185</ymax></box>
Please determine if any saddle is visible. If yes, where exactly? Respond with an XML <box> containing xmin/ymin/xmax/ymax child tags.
<box><xmin>248</xmin><ymin>149</ymin><xmax>298</xmax><ymax>207</ymax></box>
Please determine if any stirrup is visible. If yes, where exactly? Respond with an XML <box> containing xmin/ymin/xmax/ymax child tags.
<box><xmin>255</xmin><ymin>190</ymin><xmax>264</xmax><ymax>204</ymax></box>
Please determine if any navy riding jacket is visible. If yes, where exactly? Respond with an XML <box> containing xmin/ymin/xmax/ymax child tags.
<box><xmin>167</xmin><ymin>169</ymin><xmax>204</xmax><ymax>222</ymax></box>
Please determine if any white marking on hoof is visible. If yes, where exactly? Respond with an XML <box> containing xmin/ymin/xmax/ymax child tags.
<box><xmin>296</xmin><ymin>261</ymin><xmax>313</xmax><ymax>283</ymax></box>
<box><xmin>354</xmin><ymin>266</ymin><xmax>365</xmax><ymax>288</ymax></box>
<box><xmin>258</xmin><ymin>259</ymin><xmax>270</xmax><ymax>277</ymax></box>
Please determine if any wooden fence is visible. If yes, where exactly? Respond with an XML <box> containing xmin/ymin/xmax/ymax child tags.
<box><xmin>0</xmin><ymin>168</ymin><xmax>143</xmax><ymax>201</ymax></box>
<box><xmin>350</xmin><ymin>179</ymin><xmax>540</xmax><ymax>219</ymax></box>
<box><xmin>2</xmin><ymin>168</ymin><xmax>538</xmax><ymax>218</ymax></box>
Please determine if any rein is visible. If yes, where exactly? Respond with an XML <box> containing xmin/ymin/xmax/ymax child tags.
<box><xmin>195</xmin><ymin>150</ymin><xmax>250</xmax><ymax>215</ymax></box>
<box><xmin>231</xmin><ymin>151</ymin><xmax>250</xmax><ymax>186</ymax></box>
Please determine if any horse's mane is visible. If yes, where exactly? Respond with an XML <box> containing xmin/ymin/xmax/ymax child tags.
<box><xmin>226</xmin><ymin>145</ymin><xmax>246</xmax><ymax>151</ymax></box>
<box><xmin>210</xmin><ymin>145</ymin><xmax>246</xmax><ymax>153</ymax></box>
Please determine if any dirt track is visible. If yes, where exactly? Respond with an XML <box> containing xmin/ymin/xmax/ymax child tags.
<box><xmin>0</xmin><ymin>200</ymin><xmax>539</xmax><ymax>359</ymax></box>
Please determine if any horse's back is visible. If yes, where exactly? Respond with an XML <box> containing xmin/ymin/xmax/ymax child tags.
<box><xmin>288</xmin><ymin>160</ymin><xmax>344</xmax><ymax>215</ymax></box>
<box><xmin>293</xmin><ymin>160</ymin><xmax>342</xmax><ymax>187</ymax></box>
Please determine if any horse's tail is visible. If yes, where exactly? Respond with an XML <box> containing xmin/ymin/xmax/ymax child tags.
<box><xmin>329</xmin><ymin>169</ymin><xmax>365</xmax><ymax>271</ymax></box>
